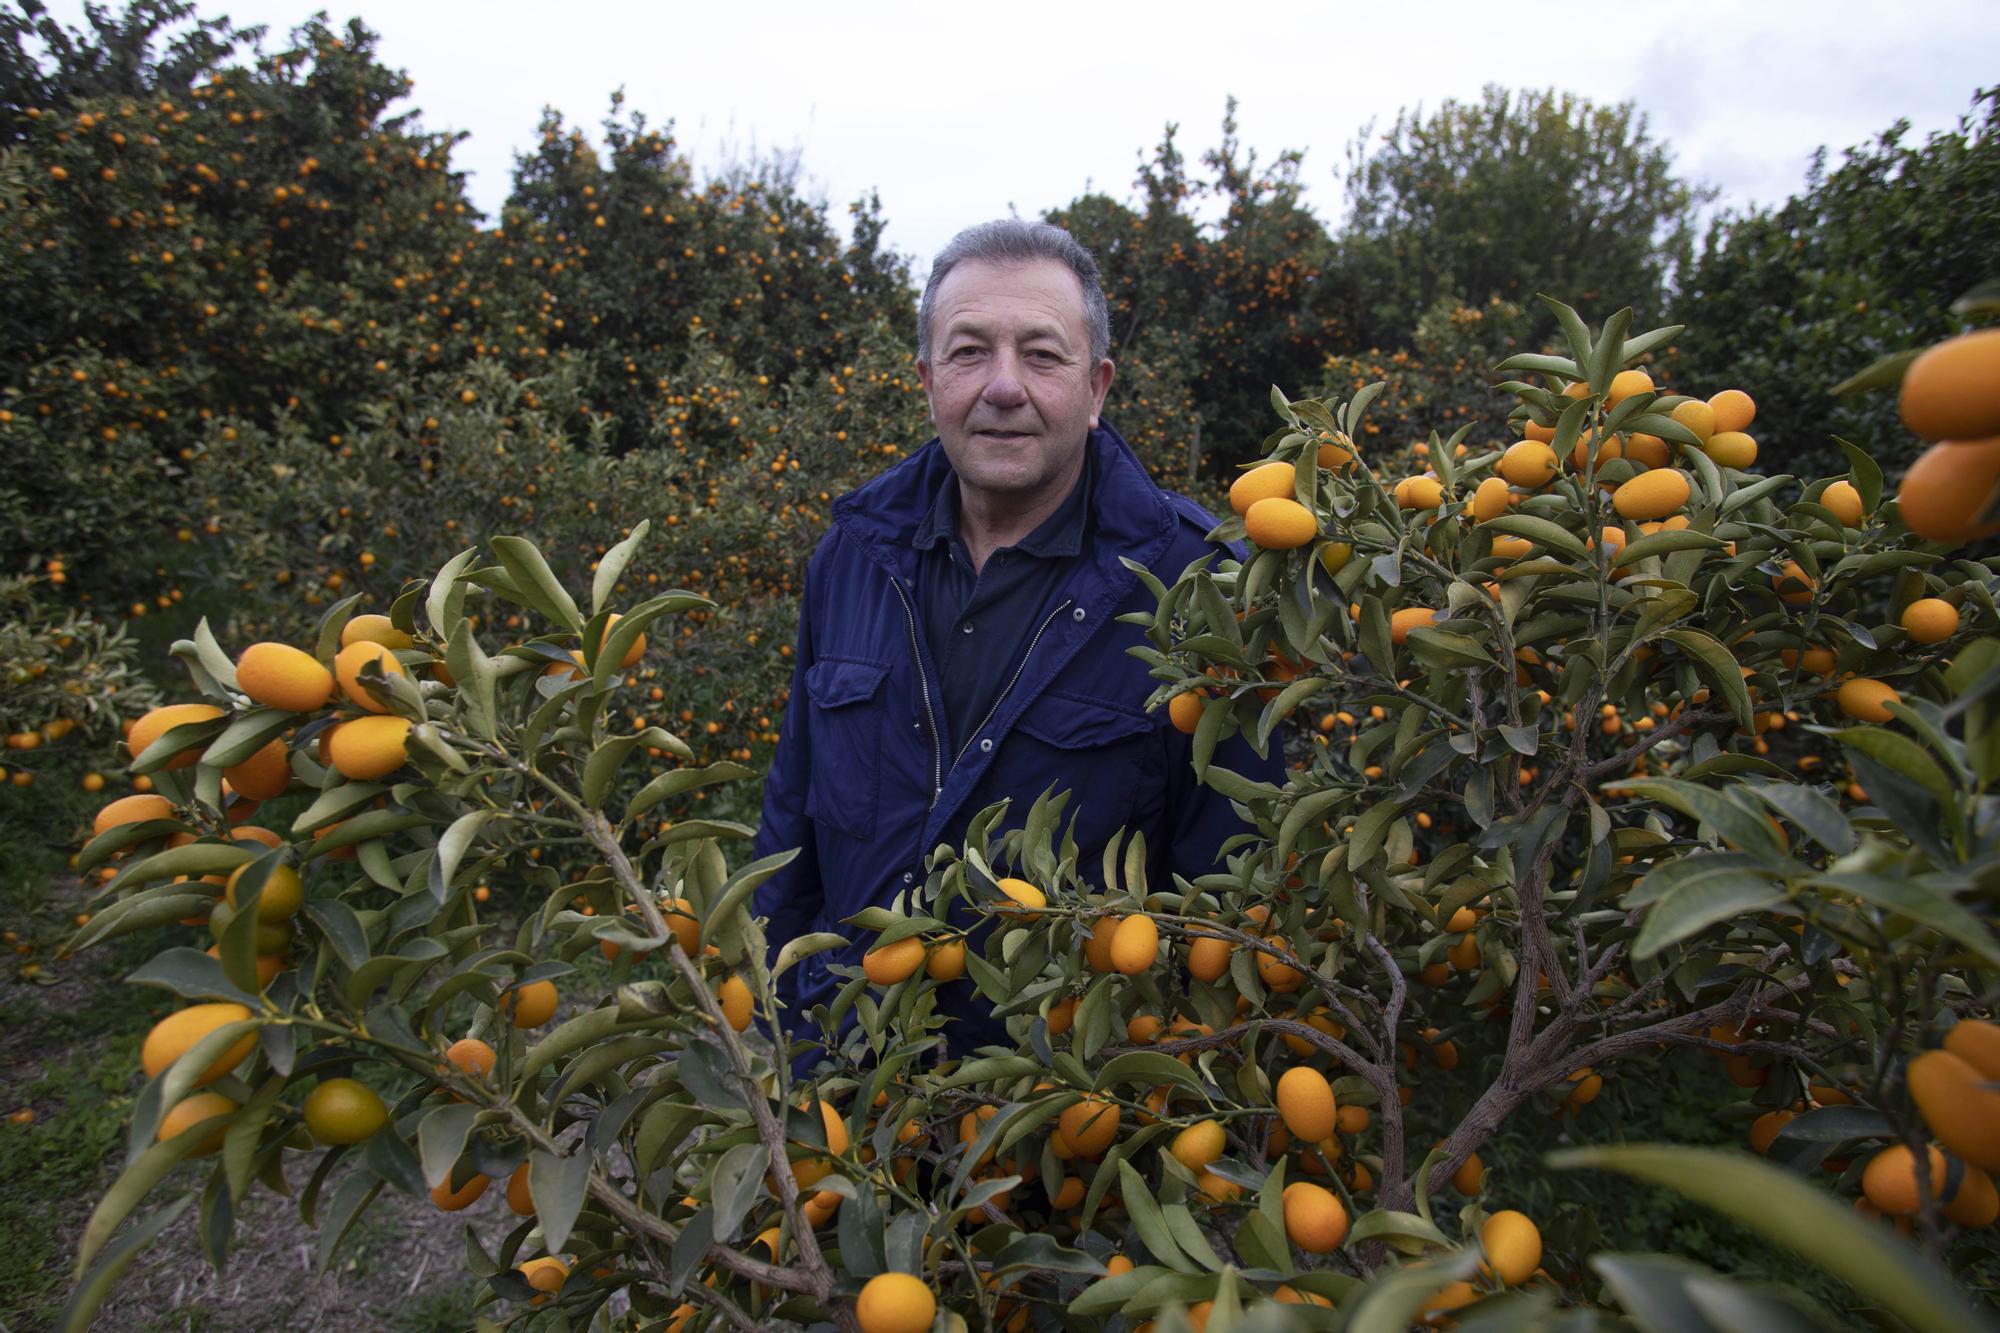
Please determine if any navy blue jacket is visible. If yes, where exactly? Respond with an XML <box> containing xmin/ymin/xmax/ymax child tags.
<box><xmin>750</xmin><ymin>422</ymin><xmax>1283</xmax><ymax>1039</ymax></box>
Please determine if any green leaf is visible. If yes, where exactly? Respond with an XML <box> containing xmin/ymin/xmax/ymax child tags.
<box><xmin>1831</xmin><ymin>348</ymin><xmax>1922</xmax><ymax>396</ymax></box>
<box><xmin>1118</xmin><ymin>1159</ymin><xmax>1194</xmax><ymax>1273</ymax></box>
<box><xmin>1594</xmin><ymin>1253</ymin><xmax>1829</xmax><ymax>1333</ymax></box>
<box><xmin>1631</xmin><ymin>862</ymin><xmax>1783</xmax><ymax>960</ymax></box>
<box><xmin>489</xmin><ymin>536</ymin><xmax>584</xmax><ymax>633</ymax></box>
<box><xmin>201</xmin><ymin>708</ymin><xmax>295</xmax><ymax>770</ymax></box>
<box><xmin>418</xmin><ymin>1104</ymin><xmax>481</xmax><ymax>1188</ymax></box>
<box><xmin>627</xmin><ymin>760</ymin><xmax>753</xmax><ymax>820</ymax></box>
<box><xmin>1830</xmin><ymin>726</ymin><xmax>1957</xmax><ymax>808</ymax></box>
<box><xmin>591</xmin><ymin>520</ymin><xmax>651</xmax><ymax>616</ymax></box>
<box><xmin>1095</xmin><ymin>1050</ymin><xmax>1209</xmax><ymax>1099</ymax></box>
<box><xmin>774</xmin><ymin>932</ymin><xmax>846</xmax><ymax>979</ymax></box>
<box><xmin>530</xmin><ymin>1146</ymin><xmax>591</xmax><ymax>1253</ymax></box>
<box><xmin>707</xmin><ymin>1141</ymin><xmax>769</xmax><ymax>1244</ymax></box>
<box><xmin>75</xmin><ymin>1129</ymin><xmax>223</xmax><ymax>1277</ymax></box>
<box><xmin>125</xmin><ymin>948</ymin><xmax>260</xmax><ymax>1006</ymax></box>
<box><xmin>426</xmin><ymin>547</ymin><xmax>481</xmax><ymax>639</ymax></box>
<box><xmin>1347</xmin><ymin>1208</ymin><xmax>1452</xmax><ymax>1249</ymax></box>
<box><xmin>1806</xmin><ymin>873</ymin><xmax>2000</xmax><ymax>968</ymax></box>
<box><xmin>1485</xmin><ymin>514</ymin><xmax>1588</xmax><ymax>561</ymax></box>
<box><xmin>60</xmin><ymin>1193</ymin><xmax>196</xmax><ymax>1333</ymax></box>
<box><xmin>1343</xmin><ymin>1249</ymin><xmax>1481</xmax><ymax>1333</ymax></box>
<box><xmin>1407</xmin><ymin>628</ymin><xmax>1494</xmax><ymax>670</ymax></box>
<box><xmin>1550</xmin><ymin>1144</ymin><xmax>1994</xmax><ymax>1333</ymax></box>
<box><xmin>1661</xmin><ymin>630</ymin><xmax>1755</xmax><ymax>732</ymax></box>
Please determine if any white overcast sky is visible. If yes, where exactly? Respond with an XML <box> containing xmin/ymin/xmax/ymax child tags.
<box><xmin>39</xmin><ymin>0</ymin><xmax>2000</xmax><ymax>274</ymax></box>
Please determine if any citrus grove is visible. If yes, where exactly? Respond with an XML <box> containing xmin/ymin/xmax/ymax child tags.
<box><xmin>38</xmin><ymin>300</ymin><xmax>2000</xmax><ymax>1331</ymax></box>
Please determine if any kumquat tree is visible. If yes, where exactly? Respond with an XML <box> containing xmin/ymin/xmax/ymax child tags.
<box><xmin>50</xmin><ymin>296</ymin><xmax>2000</xmax><ymax>1332</ymax></box>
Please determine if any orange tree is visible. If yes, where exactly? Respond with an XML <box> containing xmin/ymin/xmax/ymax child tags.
<box><xmin>57</xmin><ymin>301</ymin><xmax>2000</xmax><ymax>1332</ymax></box>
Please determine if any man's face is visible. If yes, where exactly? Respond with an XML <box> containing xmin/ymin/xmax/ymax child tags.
<box><xmin>917</xmin><ymin>258</ymin><xmax>1114</xmax><ymax>509</ymax></box>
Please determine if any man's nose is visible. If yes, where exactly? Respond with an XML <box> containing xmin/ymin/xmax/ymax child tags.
<box><xmin>980</xmin><ymin>352</ymin><xmax>1029</xmax><ymax>407</ymax></box>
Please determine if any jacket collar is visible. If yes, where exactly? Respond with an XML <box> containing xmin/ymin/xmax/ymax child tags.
<box><xmin>832</xmin><ymin>421</ymin><xmax>1169</xmax><ymax>583</ymax></box>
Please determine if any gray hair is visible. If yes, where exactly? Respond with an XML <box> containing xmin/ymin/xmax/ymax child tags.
<box><xmin>917</xmin><ymin>219</ymin><xmax>1112</xmax><ymax>367</ymax></box>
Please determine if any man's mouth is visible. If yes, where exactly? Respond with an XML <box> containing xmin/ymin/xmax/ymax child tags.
<box><xmin>975</xmin><ymin>429</ymin><xmax>1033</xmax><ymax>442</ymax></box>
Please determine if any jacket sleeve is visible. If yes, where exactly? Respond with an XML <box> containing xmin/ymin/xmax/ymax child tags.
<box><xmin>751</xmin><ymin>554</ymin><xmax>825</xmax><ymax>975</ymax></box>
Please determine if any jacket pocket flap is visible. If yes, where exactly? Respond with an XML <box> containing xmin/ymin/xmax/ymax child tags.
<box><xmin>805</xmin><ymin>659</ymin><xmax>889</xmax><ymax>708</ymax></box>
<box><xmin>1014</xmin><ymin>692</ymin><xmax>1154</xmax><ymax>749</ymax></box>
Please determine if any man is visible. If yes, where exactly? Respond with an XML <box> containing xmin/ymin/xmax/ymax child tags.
<box><xmin>750</xmin><ymin>219</ymin><xmax>1282</xmax><ymax>1053</ymax></box>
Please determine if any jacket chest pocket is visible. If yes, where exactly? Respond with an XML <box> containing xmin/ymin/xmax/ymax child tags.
<box><xmin>804</xmin><ymin>658</ymin><xmax>891</xmax><ymax>841</ymax></box>
<box><xmin>1007</xmin><ymin>692</ymin><xmax>1160</xmax><ymax>854</ymax></box>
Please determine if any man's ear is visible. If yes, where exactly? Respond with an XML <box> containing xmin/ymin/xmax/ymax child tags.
<box><xmin>1088</xmin><ymin>358</ymin><xmax>1114</xmax><ymax>429</ymax></box>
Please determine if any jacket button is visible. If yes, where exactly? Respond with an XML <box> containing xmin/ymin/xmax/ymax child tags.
<box><xmin>902</xmin><ymin>871</ymin><xmax>914</xmax><ymax>884</ymax></box>
<box><xmin>1072</xmin><ymin>606</ymin><xmax>1087</xmax><ymax>622</ymax></box>
<box><xmin>978</xmin><ymin>737</ymin><xmax>993</xmax><ymax>753</ymax></box>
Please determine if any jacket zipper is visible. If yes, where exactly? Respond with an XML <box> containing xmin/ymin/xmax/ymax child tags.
<box><xmin>888</xmin><ymin>578</ymin><xmax>944</xmax><ymax>804</ymax></box>
<box><xmin>952</xmin><ymin>598</ymin><xmax>1074</xmax><ymax>768</ymax></box>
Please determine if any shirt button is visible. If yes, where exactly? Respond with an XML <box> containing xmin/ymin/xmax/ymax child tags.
<box><xmin>902</xmin><ymin>871</ymin><xmax>914</xmax><ymax>884</ymax></box>
<box><xmin>978</xmin><ymin>738</ymin><xmax>993</xmax><ymax>753</ymax></box>
<box><xmin>961</xmin><ymin>622</ymin><xmax>974</xmax><ymax>634</ymax></box>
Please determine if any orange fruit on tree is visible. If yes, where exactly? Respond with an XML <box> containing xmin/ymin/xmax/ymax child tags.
<box><xmin>588</xmin><ymin>612</ymin><xmax>648</xmax><ymax>669</ymax></box>
<box><xmin>518</xmin><ymin>1255</ymin><xmax>569</xmax><ymax>1306</ymax></box>
<box><xmin>324</xmin><ymin>715</ymin><xmax>412</xmax><ymax>780</ymax></box>
<box><xmin>1772</xmin><ymin>560</ymin><xmax>1816</xmax><ymax>605</ymax></box>
<box><xmin>339</xmin><ymin>614</ymin><xmax>414</xmax><ymax>651</ymax></box>
<box><xmin>1900</xmin><ymin>597</ymin><xmax>1959</xmax><ymax>645</ymax></box>
<box><xmin>1244</xmin><ymin>496</ymin><xmax>1316</xmax><ymax>549</ymax></box>
<box><xmin>1861</xmin><ymin>1143</ymin><xmax>1946</xmax><ymax>1215</ymax></box>
<box><xmin>1057</xmin><ymin>1095</ymin><xmax>1120</xmax><ymax>1157</ymax></box>
<box><xmin>332</xmin><ymin>641</ymin><xmax>405</xmax><ymax>713</ymax></box>
<box><xmin>93</xmin><ymin>792</ymin><xmax>173</xmax><ymax>836</ymax></box>
<box><xmin>158</xmin><ymin>1091</ymin><xmax>237</xmax><ymax>1155</ymax></box>
<box><xmin>222</xmin><ymin>738</ymin><xmax>292</xmax><ymax>801</ymax></box>
<box><xmin>1389</xmin><ymin>607</ymin><xmax>1437</xmax><ymax>646</ymax></box>
<box><xmin>1709</xmin><ymin>388</ymin><xmax>1757</xmax><ymax>432</ymax></box>
<box><xmin>1607</xmin><ymin>368</ymin><xmax>1655</xmax><ymax>406</ymax></box>
<box><xmin>142</xmin><ymin>1003</ymin><xmax>257</xmax><ymax>1085</ymax></box>
<box><xmin>504</xmin><ymin>978</ymin><xmax>559</xmax><ymax>1028</ymax></box>
<box><xmin>1186</xmin><ymin>932</ymin><xmax>1231</xmax><ymax>983</ymax></box>
<box><xmin>1257</xmin><ymin>937</ymin><xmax>1305</xmax><ymax>992</ymax></box>
<box><xmin>1837</xmin><ymin>677</ymin><xmax>1900</xmax><ymax>723</ymax></box>
<box><xmin>1820</xmin><ymin>479</ymin><xmax>1865</xmax><ymax>527</ymax></box>
<box><xmin>1395</xmin><ymin>475</ymin><xmax>1443</xmax><ymax>510</ymax></box>
<box><xmin>1624</xmin><ymin>432</ymin><xmax>1671</xmax><ymax>468</ymax></box>
<box><xmin>445</xmin><ymin>1037</ymin><xmax>496</xmax><ymax>1081</ymax></box>
<box><xmin>791</xmin><ymin>1099</ymin><xmax>849</xmax><ymax>1189</ymax></box>
<box><xmin>1899</xmin><ymin>329</ymin><xmax>2000</xmax><ymax>442</ymax></box>
<box><xmin>1228</xmin><ymin>461</ymin><xmax>1295</xmax><ymax>515</ymax></box>
<box><xmin>1906</xmin><ymin>1049</ymin><xmax>2000</xmax><ymax>1168</ymax></box>
<box><xmin>1896</xmin><ymin>436</ymin><xmax>2000</xmax><ymax>545</ymax></box>
<box><xmin>718</xmin><ymin>975</ymin><xmax>754</xmax><ymax>1030</ymax></box>
<box><xmin>128</xmin><ymin>703</ymin><xmax>224</xmax><ymax>770</ymax></box>
<box><xmin>1452</xmin><ymin>1151</ymin><xmax>1486</xmax><ymax>1194</ymax></box>
<box><xmin>1471</xmin><ymin>475</ymin><xmax>1510</xmax><ymax>522</ymax></box>
<box><xmin>1611</xmin><ymin>469</ymin><xmax>1690</xmax><ymax>521</ymax></box>
<box><xmin>1945</xmin><ymin>1019</ymin><xmax>2000</xmax><ymax>1079</ymax></box>
<box><xmin>1168</xmin><ymin>690</ymin><xmax>1205</xmax><ymax>735</ymax></box>
<box><xmin>926</xmin><ymin>938</ymin><xmax>967</xmax><ymax>981</ymax></box>
<box><xmin>862</xmin><ymin>935</ymin><xmax>926</xmax><ymax>986</ymax></box>
<box><xmin>1945</xmin><ymin>1163</ymin><xmax>2000</xmax><ymax>1228</ymax></box>
<box><xmin>1109</xmin><ymin>913</ymin><xmax>1159</xmax><ymax>975</ymax></box>
<box><xmin>1480</xmin><ymin>1209</ymin><xmax>1542</xmax><ymax>1285</ymax></box>
<box><xmin>1281</xmin><ymin>1181</ymin><xmax>1348</xmax><ymax>1253</ymax></box>
<box><xmin>1704</xmin><ymin>430</ymin><xmax>1758</xmax><ymax>469</ymax></box>
<box><xmin>225</xmin><ymin>861</ymin><xmax>302</xmax><ymax>921</ymax></box>
<box><xmin>1171</xmin><ymin>1119</ymin><xmax>1226</xmax><ymax>1171</ymax></box>
<box><xmin>302</xmin><ymin>1076</ymin><xmax>389</xmax><ymax>1145</ymax></box>
<box><xmin>507</xmin><ymin>1161</ymin><xmax>536</xmax><ymax>1215</ymax></box>
<box><xmin>431</xmin><ymin>1170</ymin><xmax>490</xmax><ymax>1211</ymax></box>
<box><xmin>855</xmin><ymin>1272</ymin><xmax>936</xmax><ymax>1333</ymax></box>
<box><xmin>234</xmin><ymin>642</ymin><xmax>334</xmax><ymax>713</ymax></box>
<box><xmin>1498</xmin><ymin>441</ymin><xmax>1558</xmax><ymax>489</ymax></box>
<box><xmin>1276</xmin><ymin>1066</ymin><xmax>1337</xmax><ymax>1142</ymax></box>
<box><xmin>1670</xmin><ymin>399</ymin><xmax>1717</xmax><ymax>443</ymax></box>
<box><xmin>994</xmin><ymin>876</ymin><xmax>1045</xmax><ymax>919</ymax></box>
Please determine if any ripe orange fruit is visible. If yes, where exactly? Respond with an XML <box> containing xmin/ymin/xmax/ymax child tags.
<box><xmin>1709</xmin><ymin>389</ymin><xmax>1757</xmax><ymax>433</ymax></box>
<box><xmin>1773</xmin><ymin>560</ymin><xmax>1816</xmax><ymax>605</ymax></box>
<box><xmin>1611</xmin><ymin>469</ymin><xmax>1690</xmax><ymax>521</ymax></box>
<box><xmin>1907</xmin><ymin>1049</ymin><xmax>2000</xmax><ymax>1168</ymax></box>
<box><xmin>1498</xmin><ymin>441</ymin><xmax>1559</xmax><ymax>489</ymax></box>
<box><xmin>339</xmin><ymin>614</ymin><xmax>414</xmax><ymax>650</ymax></box>
<box><xmin>1945</xmin><ymin>1019</ymin><xmax>2000</xmax><ymax>1079</ymax></box>
<box><xmin>225</xmin><ymin>861</ymin><xmax>303</xmax><ymax>922</ymax></box>
<box><xmin>925</xmin><ymin>938</ymin><xmax>967</xmax><ymax>981</ymax></box>
<box><xmin>1282</xmin><ymin>1181</ymin><xmax>1348</xmax><ymax>1252</ymax></box>
<box><xmin>1900</xmin><ymin>597</ymin><xmax>1960</xmax><ymax>645</ymax></box>
<box><xmin>93</xmin><ymin>792</ymin><xmax>174</xmax><ymax>837</ymax></box>
<box><xmin>1837</xmin><ymin>677</ymin><xmax>1900</xmax><ymax>723</ymax></box>
<box><xmin>518</xmin><ymin>1255</ymin><xmax>569</xmax><ymax>1306</ymax></box>
<box><xmin>302</xmin><ymin>1077</ymin><xmax>389</xmax><ymax>1145</ymax></box>
<box><xmin>1471</xmin><ymin>475</ymin><xmax>1510</xmax><ymax>522</ymax></box>
<box><xmin>222</xmin><ymin>737</ymin><xmax>293</xmax><ymax>801</ymax></box>
<box><xmin>1861</xmin><ymin>1143</ymin><xmax>1946</xmax><ymax>1215</ymax></box>
<box><xmin>324</xmin><ymin>715</ymin><xmax>412</xmax><ymax>780</ymax></box>
<box><xmin>235</xmin><ymin>642</ymin><xmax>334</xmax><ymax>713</ymax></box>
<box><xmin>717</xmin><ymin>975</ymin><xmax>754</xmax><ymax>1031</ymax></box>
<box><xmin>1451</xmin><ymin>1151</ymin><xmax>1486</xmax><ymax>1194</ymax></box>
<box><xmin>1171</xmin><ymin>1119</ymin><xmax>1226</xmax><ymax>1171</ymax></box>
<box><xmin>1607</xmin><ymin>368</ymin><xmax>1655</xmax><ymax>406</ymax></box>
<box><xmin>158</xmin><ymin>1091</ymin><xmax>237</xmax><ymax>1155</ymax></box>
<box><xmin>1228</xmin><ymin>461</ymin><xmax>1296</xmax><ymax>515</ymax></box>
<box><xmin>862</xmin><ymin>935</ymin><xmax>926</xmax><ymax>986</ymax></box>
<box><xmin>1670</xmin><ymin>398</ymin><xmax>1717</xmax><ymax>443</ymax></box>
<box><xmin>142</xmin><ymin>1003</ymin><xmax>257</xmax><ymax>1085</ymax></box>
<box><xmin>1899</xmin><ymin>329</ymin><xmax>2000</xmax><ymax>441</ymax></box>
<box><xmin>1244</xmin><ymin>496</ymin><xmax>1317</xmax><ymax>549</ymax></box>
<box><xmin>1186</xmin><ymin>933</ymin><xmax>1231</xmax><ymax>983</ymax></box>
<box><xmin>444</xmin><ymin>1037</ymin><xmax>496</xmax><ymax>1081</ymax></box>
<box><xmin>504</xmin><ymin>979</ymin><xmax>558</xmax><ymax>1028</ymax></box>
<box><xmin>1480</xmin><ymin>1209</ymin><xmax>1542</xmax><ymax>1285</ymax></box>
<box><xmin>791</xmin><ymin>1100</ymin><xmax>849</xmax><ymax>1189</ymax></box>
<box><xmin>1394</xmin><ymin>475</ymin><xmax>1443</xmax><ymax>510</ymax></box>
<box><xmin>1083</xmin><ymin>915</ymin><xmax>1121</xmax><ymax>973</ymax></box>
<box><xmin>1896</xmin><ymin>437</ymin><xmax>2000</xmax><ymax>545</ymax></box>
<box><xmin>1820</xmin><ymin>480</ymin><xmax>1865</xmax><ymax>527</ymax></box>
<box><xmin>128</xmin><ymin>703</ymin><xmax>224</xmax><ymax>770</ymax></box>
<box><xmin>1109</xmin><ymin>914</ymin><xmax>1159</xmax><ymax>975</ymax></box>
<box><xmin>431</xmin><ymin>1170</ymin><xmax>490</xmax><ymax>1211</ymax></box>
<box><xmin>1276</xmin><ymin>1067</ymin><xmax>1337</xmax><ymax>1142</ymax></box>
<box><xmin>507</xmin><ymin>1161</ymin><xmax>536</xmax><ymax>1215</ymax></box>
<box><xmin>332</xmin><ymin>641</ymin><xmax>405</xmax><ymax>713</ymax></box>
<box><xmin>1318</xmin><ymin>541</ymin><xmax>1353</xmax><ymax>576</ymax></box>
<box><xmin>1389</xmin><ymin>607</ymin><xmax>1437</xmax><ymax>646</ymax></box>
<box><xmin>1945</xmin><ymin>1163</ymin><xmax>2000</xmax><ymax>1227</ymax></box>
<box><xmin>1704</xmin><ymin>430</ymin><xmax>1758</xmax><ymax>470</ymax></box>
<box><xmin>1168</xmin><ymin>691</ymin><xmax>1205</xmax><ymax>735</ymax></box>
<box><xmin>994</xmin><ymin>876</ymin><xmax>1045</xmax><ymax>918</ymax></box>
<box><xmin>1257</xmin><ymin>938</ymin><xmax>1305</xmax><ymax>993</ymax></box>
<box><xmin>855</xmin><ymin>1272</ymin><xmax>936</xmax><ymax>1333</ymax></box>
<box><xmin>1057</xmin><ymin>1095</ymin><xmax>1120</xmax><ymax>1157</ymax></box>
<box><xmin>1624</xmin><ymin>432</ymin><xmax>1671</xmax><ymax>469</ymax></box>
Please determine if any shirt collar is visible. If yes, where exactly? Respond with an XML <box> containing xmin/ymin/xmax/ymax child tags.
<box><xmin>915</xmin><ymin>449</ymin><xmax>1094</xmax><ymax>558</ymax></box>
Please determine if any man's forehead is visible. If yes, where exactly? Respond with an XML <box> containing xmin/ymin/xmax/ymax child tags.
<box><xmin>932</xmin><ymin>259</ymin><xmax>1087</xmax><ymax>336</ymax></box>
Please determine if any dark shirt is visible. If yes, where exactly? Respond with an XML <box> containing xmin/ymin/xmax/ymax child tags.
<box><xmin>914</xmin><ymin>452</ymin><xmax>1095</xmax><ymax>757</ymax></box>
